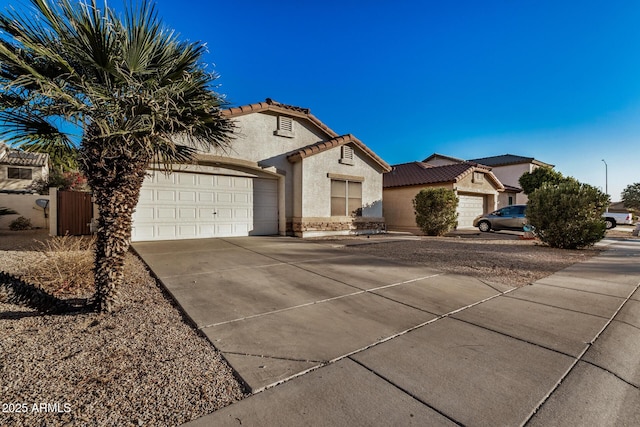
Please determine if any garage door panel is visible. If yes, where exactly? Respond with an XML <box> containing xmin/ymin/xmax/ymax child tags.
<box><xmin>157</xmin><ymin>208</ymin><xmax>175</xmax><ymax>219</ymax></box>
<box><xmin>179</xmin><ymin>208</ymin><xmax>196</xmax><ymax>219</ymax></box>
<box><xmin>179</xmin><ymin>191</ymin><xmax>196</xmax><ymax>202</ymax></box>
<box><xmin>199</xmin><ymin>192</ymin><xmax>214</xmax><ymax>203</ymax></box>
<box><xmin>198</xmin><ymin>225</ymin><xmax>215</xmax><ymax>238</ymax></box>
<box><xmin>217</xmin><ymin>192</ymin><xmax>233</xmax><ymax>203</ymax></box>
<box><xmin>458</xmin><ymin>194</ymin><xmax>485</xmax><ymax>228</ymax></box>
<box><xmin>132</xmin><ymin>172</ymin><xmax>278</xmax><ymax>241</ymax></box>
<box><xmin>216</xmin><ymin>176</ymin><xmax>233</xmax><ymax>187</ymax></box>
<box><xmin>177</xmin><ymin>173</ymin><xmax>196</xmax><ymax>186</ymax></box>
<box><xmin>216</xmin><ymin>208</ymin><xmax>233</xmax><ymax>219</ymax></box>
<box><xmin>157</xmin><ymin>190</ymin><xmax>175</xmax><ymax>201</ymax></box>
<box><xmin>233</xmin><ymin>177</ymin><xmax>251</xmax><ymax>189</ymax></box>
<box><xmin>157</xmin><ymin>225</ymin><xmax>177</xmax><ymax>238</ymax></box>
<box><xmin>198</xmin><ymin>175</ymin><xmax>215</xmax><ymax>186</ymax></box>
<box><xmin>234</xmin><ymin>193</ymin><xmax>251</xmax><ymax>203</ymax></box>
<box><xmin>135</xmin><ymin>207</ymin><xmax>155</xmax><ymax>220</ymax></box>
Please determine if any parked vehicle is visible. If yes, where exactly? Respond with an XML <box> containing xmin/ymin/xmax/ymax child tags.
<box><xmin>473</xmin><ymin>204</ymin><xmax>527</xmax><ymax>232</ymax></box>
<box><xmin>603</xmin><ymin>212</ymin><xmax>634</xmax><ymax>229</ymax></box>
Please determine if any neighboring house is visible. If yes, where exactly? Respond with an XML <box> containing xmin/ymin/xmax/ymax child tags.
<box><xmin>422</xmin><ymin>153</ymin><xmax>553</xmax><ymax>206</ymax></box>
<box><xmin>383</xmin><ymin>161</ymin><xmax>504</xmax><ymax>233</ymax></box>
<box><xmin>131</xmin><ymin>99</ymin><xmax>391</xmax><ymax>241</ymax></box>
<box><xmin>466</xmin><ymin>154</ymin><xmax>554</xmax><ymax>206</ymax></box>
<box><xmin>0</xmin><ymin>142</ymin><xmax>49</xmax><ymax>193</ymax></box>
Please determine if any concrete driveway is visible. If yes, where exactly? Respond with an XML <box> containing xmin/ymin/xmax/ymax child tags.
<box><xmin>133</xmin><ymin>237</ymin><xmax>640</xmax><ymax>426</ymax></box>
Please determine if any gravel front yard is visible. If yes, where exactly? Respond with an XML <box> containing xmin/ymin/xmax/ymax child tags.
<box><xmin>0</xmin><ymin>230</ymin><xmax>246</xmax><ymax>427</ymax></box>
<box><xmin>334</xmin><ymin>229</ymin><xmax>637</xmax><ymax>287</ymax></box>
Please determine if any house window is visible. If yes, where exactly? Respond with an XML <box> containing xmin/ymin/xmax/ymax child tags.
<box><xmin>331</xmin><ymin>179</ymin><xmax>362</xmax><ymax>216</ymax></box>
<box><xmin>274</xmin><ymin>115</ymin><xmax>294</xmax><ymax>138</ymax></box>
<box><xmin>508</xmin><ymin>196</ymin><xmax>513</xmax><ymax>205</ymax></box>
<box><xmin>8</xmin><ymin>167</ymin><xmax>32</xmax><ymax>180</ymax></box>
<box><xmin>339</xmin><ymin>145</ymin><xmax>355</xmax><ymax>165</ymax></box>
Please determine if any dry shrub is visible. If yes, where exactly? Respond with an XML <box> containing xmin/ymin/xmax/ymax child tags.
<box><xmin>22</xmin><ymin>235</ymin><xmax>96</xmax><ymax>297</ymax></box>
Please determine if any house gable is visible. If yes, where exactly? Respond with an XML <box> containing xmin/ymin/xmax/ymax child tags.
<box><xmin>0</xmin><ymin>143</ymin><xmax>49</xmax><ymax>192</ymax></box>
<box><xmin>422</xmin><ymin>153</ymin><xmax>466</xmax><ymax>166</ymax></box>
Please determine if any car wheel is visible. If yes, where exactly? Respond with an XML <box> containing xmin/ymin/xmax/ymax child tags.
<box><xmin>605</xmin><ymin>218</ymin><xmax>616</xmax><ymax>229</ymax></box>
<box><xmin>478</xmin><ymin>221</ymin><xmax>491</xmax><ymax>232</ymax></box>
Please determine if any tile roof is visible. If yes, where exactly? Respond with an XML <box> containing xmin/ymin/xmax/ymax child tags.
<box><xmin>467</xmin><ymin>154</ymin><xmax>554</xmax><ymax>168</ymax></box>
<box><xmin>287</xmin><ymin>134</ymin><xmax>391</xmax><ymax>172</ymax></box>
<box><xmin>384</xmin><ymin>161</ymin><xmax>503</xmax><ymax>190</ymax></box>
<box><xmin>223</xmin><ymin>98</ymin><xmax>338</xmax><ymax>138</ymax></box>
<box><xmin>0</xmin><ymin>144</ymin><xmax>48</xmax><ymax>167</ymax></box>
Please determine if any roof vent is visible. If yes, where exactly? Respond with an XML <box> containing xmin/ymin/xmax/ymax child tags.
<box><xmin>274</xmin><ymin>115</ymin><xmax>294</xmax><ymax>138</ymax></box>
<box><xmin>340</xmin><ymin>145</ymin><xmax>355</xmax><ymax>165</ymax></box>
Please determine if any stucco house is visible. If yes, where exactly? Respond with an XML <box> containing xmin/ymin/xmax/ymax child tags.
<box><xmin>466</xmin><ymin>154</ymin><xmax>554</xmax><ymax>206</ymax></box>
<box><xmin>422</xmin><ymin>153</ymin><xmax>553</xmax><ymax>207</ymax></box>
<box><xmin>383</xmin><ymin>160</ymin><xmax>504</xmax><ymax>233</ymax></box>
<box><xmin>0</xmin><ymin>142</ymin><xmax>49</xmax><ymax>193</ymax></box>
<box><xmin>131</xmin><ymin>99</ymin><xmax>391</xmax><ymax>241</ymax></box>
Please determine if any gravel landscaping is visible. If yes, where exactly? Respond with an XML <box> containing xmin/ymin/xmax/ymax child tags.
<box><xmin>327</xmin><ymin>229</ymin><xmax>638</xmax><ymax>287</ymax></box>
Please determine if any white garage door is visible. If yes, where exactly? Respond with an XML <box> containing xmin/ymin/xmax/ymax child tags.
<box><xmin>457</xmin><ymin>194</ymin><xmax>485</xmax><ymax>228</ymax></box>
<box><xmin>132</xmin><ymin>171</ymin><xmax>278</xmax><ymax>242</ymax></box>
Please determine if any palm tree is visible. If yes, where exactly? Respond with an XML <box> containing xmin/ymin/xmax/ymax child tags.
<box><xmin>0</xmin><ymin>0</ymin><xmax>233</xmax><ymax>312</ymax></box>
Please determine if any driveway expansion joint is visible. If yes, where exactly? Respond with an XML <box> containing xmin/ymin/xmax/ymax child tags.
<box><xmin>348</xmin><ymin>356</ymin><xmax>465</xmax><ymax>426</ymax></box>
<box><xmin>503</xmin><ymin>294</ymin><xmax>618</xmax><ymax>320</ymax></box>
<box><xmin>221</xmin><ymin>351</ymin><xmax>323</xmax><ymax>364</ymax></box>
<box><xmin>521</xmin><ymin>279</ymin><xmax>640</xmax><ymax>426</ymax></box>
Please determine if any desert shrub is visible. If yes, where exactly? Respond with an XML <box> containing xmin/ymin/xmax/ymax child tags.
<box><xmin>527</xmin><ymin>181</ymin><xmax>608</xmax><ymax>249</ymax></box>
<box><xmin>413</xmin><ymin>188</ymin><xmax>459</xmax><ymax>236</ymax></box>
<box><xmin>22</xmin><ymin>235</ymin><xmax>96</xmax><ymax>297</ymax></box>
<box><xmin>9</xmin><ymin>216</ymin><xmax>32</xmax><ymax>230</ymax></box>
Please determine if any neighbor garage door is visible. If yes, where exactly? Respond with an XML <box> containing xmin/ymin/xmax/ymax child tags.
<box><xmin>457</xmin><ymin>194</ymin><xmax>485</xmax><ymax>228</ymax></box>
<box><xmin>132</xmin><ymin>171</ymin><xmax>278</xmax><ymax>241</ymax></box>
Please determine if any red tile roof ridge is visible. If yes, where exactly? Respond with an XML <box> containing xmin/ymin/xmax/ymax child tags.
<box><xmin>223</xmin><ymin>99</ymin><xmax>339</xmax><ymax>138</ymax></box>
<box><xmin>287</xmin><ymin>134</ymin><xmax>391</xmax><ymax>172</ymax></box>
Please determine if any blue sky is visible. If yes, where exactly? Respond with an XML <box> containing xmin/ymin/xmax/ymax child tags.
<box><xmin>3</xmin><ymin>0</ymin><xmax>639</xmax><ymax>200</ymax></box>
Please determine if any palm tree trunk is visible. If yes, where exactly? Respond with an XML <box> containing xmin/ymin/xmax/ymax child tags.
<box><xmin>92</xmin><ymin>183</ymin><xmax>141</xmax><ymax>312</ymax></box>
<box><xmin>83</xmin><ymin>146</ymin><xmax>149</xmax><ymax>313</ymax></box>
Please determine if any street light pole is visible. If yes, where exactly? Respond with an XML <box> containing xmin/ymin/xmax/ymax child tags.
<box><xmin>601</xmin><ymin>159</ymin><xmax>608</xmax><ymax>196</ymax></box>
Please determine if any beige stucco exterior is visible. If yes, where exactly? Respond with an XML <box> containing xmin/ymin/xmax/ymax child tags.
<box><xmin>490</xmin><ymin>163</ymin><xmax>537</xmax><ymax>205</ymax></box>
<box><xmin>384</xmin><ymin>172</ymin><xmax>499</xmax><ymax>234</ymax></box>
<box><xmin>0</xmin><ymin>164</ymin><xmax>48</xmax><ymax>192</ymax></box>
<box><xmin>0</xmin><ymin>193</ymin><xmax>50</xmax><ymax>229</ymax></box>
<box><xmin>186</xmin><ymin>105</ymin><xmax>388</xmax><ymax>237</ymax></box>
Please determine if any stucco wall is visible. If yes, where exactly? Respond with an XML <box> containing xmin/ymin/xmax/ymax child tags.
<box><xmin>0</xmin><ymin>193</ymin><xmax>50</xmax><ymax>229</ymax></box>
<box><xmin>300</xmin><ymin>143</ymin><xmax>383</xmax><ymax>218</ymax></box>
<box><xmin>455</xmin><ymin>172</ymin><xmax>500</xmax><ymax>196</ymax></box>
<box><xmin>383</xmin><ymin>183</ymin><xmax>454</xmax><ymax>233</ymax></box>
<box><xmin>0</xmin><ymin>164</ymin><xmax>48</xmax><ymax>191</ymax></box>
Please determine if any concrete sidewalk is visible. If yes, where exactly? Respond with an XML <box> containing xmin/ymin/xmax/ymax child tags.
<box><xmin>134</xmin><ymin>237</ymin><xmax>640</xmax><ymax>426</ymax></box>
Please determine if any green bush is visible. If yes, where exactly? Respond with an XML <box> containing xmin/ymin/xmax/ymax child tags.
<box><xmin>9</xmin><ymin>216</ymin><xmax>33</xmax><ymax>231</ymax></box>
<box><xmin>413</xmin><ymin>188</ymin><xmax>459</xmax><ymax>236</ymax></box>
<box><xmin>527</xmin><ymin>181</ymin><xmax>608</xmax><ymax>249</ymax></box>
